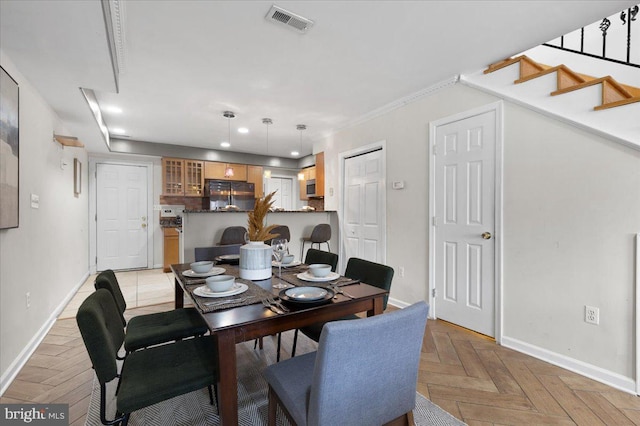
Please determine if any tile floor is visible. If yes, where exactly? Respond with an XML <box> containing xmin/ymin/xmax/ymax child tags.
<box><xmin>58</xmin><ymin>269</ymin><xmax>175</xmax><ymax>319</ymax></box>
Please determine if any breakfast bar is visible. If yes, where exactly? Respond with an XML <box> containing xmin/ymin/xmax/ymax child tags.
<box><xmin>181</xmin><ymin>210</ymin><xmax>338</xmax><ymax>264</ymax></box>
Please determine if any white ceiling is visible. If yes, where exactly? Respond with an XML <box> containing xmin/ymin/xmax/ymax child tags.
<box><xmin>1</xmin><ymin>1</ymin><xmax>635</xmax><ymax>157</ymax></box>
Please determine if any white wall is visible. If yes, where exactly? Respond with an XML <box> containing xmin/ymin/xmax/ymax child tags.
<box><xmin>318</xmin><ymin>82</ymin><xmax>640</xmax><ymax>385</ymax></box>
<box><xmin>0</xmin><ymin>52</ymin><xmax>89</xmax><ymax>392</ymax></box>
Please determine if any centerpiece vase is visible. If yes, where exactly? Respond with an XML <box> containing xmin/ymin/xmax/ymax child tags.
<box><xmin>239</xmin><ymin>241</ymin><xmax>272</xmax><ymax>280</ymax></box>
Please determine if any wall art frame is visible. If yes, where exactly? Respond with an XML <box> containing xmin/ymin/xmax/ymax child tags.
<box><xmin>0</xmin><ymin>66</ymin><xmax>19</xmax><ymax>229</ymax></box>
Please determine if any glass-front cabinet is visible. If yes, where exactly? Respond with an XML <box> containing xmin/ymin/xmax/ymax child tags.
<box><xmin>162</xmin><ymin>158</ymin><xmax>204</xmax><ymax>196</ymax></box>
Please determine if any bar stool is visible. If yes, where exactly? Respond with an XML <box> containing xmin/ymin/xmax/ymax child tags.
<box><xmin>264</xmin><ymin>225</ymin><xmax>291</xmax><ymax>246</ymax></box>
<box><xmin>218</xmin><ymin>226</ymin><xmax>247</xmax><ymax>245</ymax></box>
<box><xmin>300</xmin><ymin>223</ymin><xmax>331</xmax><ymax>259</ymax></box>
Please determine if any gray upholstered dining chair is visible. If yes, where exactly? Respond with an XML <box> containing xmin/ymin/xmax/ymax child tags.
<box><xmin>263</xmin><ymin>301</ymin><xmax>429</xmax><ymax>426</ymax></box>
<box><xmin>194</xmin><ymin>244</ymin><xmax>241</xmax><ymax>262</ymax></box>
<box><xmin>77</xmin><ymin>289</ymin><xmax>219</xmax><ymax>426</ymax></box>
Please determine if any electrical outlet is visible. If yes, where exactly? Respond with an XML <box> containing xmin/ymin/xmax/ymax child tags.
<box><xmin>399</xmin><ymin>266</ymin><xmax>405</xmax><ymax>278</ymax></box>
<box><xmin>585</xmin><ymin>305</ymin><xmax>599</xmax><ymax>325</ymax></box>
<box><xmin>26</xmin><ymin>292</ymin><xmax>31</xmax><ymax>309</ymax></box>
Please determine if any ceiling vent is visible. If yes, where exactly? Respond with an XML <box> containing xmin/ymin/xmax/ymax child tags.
<box><xmin>265</xmin><ymin>5</ymin><xmax>314</xmax><ymax>33</ymax></box>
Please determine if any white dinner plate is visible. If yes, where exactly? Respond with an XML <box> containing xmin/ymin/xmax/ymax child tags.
<box><xmin>296</xmin><ymin>271</ymin><xmax>340</xmax><ymax>282</ymax></box>
<box><xmin>217</xmin><ymin>254</ymin><xmax>240</xmax><ymax>261</ymax></box>
<box><xmin>183</xmin><ymin>267</ymin><xmax>226</xmax><ymax>278</ymax></box>
<box><xmin>284</xmin><ymin>286</ymin><xmax>328</xmax><ymax>301</ymax></box>
<box><xmin>193</xmin><ymin>283</ymin><xmax>248</xmax><ymax>298</ymax></box>
<box><xmin>272</xmin><ymin>260</ymin><xmax>302</xmax><ymax>268</ymax></box>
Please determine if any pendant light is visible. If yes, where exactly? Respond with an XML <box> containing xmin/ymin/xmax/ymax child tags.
<box><xmin>223</xmin><ymin>111</ymin><xmax>235</xmax><ymax>177</ymax></box>
<box><xmin>263</xmin><ymin>118</ymin><xmax>272</xmax><ymax>178</ymax></box>
<box><xmin>297</xmin><ymin>124</ymin><xmax>306</xmax><ymax>180</ymax></box>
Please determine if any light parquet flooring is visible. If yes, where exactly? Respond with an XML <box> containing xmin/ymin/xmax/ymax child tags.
<box><xmin>3</xmin><ymin>299</ymin><xmax>640</xmax><ymax>425</ymax></box>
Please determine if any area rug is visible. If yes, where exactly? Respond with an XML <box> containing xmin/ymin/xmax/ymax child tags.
<box><xmin>85</xmin><ymin>331</ymin><xmax>465</xmax><ymax>425</ymax></box>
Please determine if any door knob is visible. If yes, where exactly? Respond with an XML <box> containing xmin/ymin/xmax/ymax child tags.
<box><xmin>141</xmin><ymin>223</ymin><xmax>147</xmax><ymax>229</ymax></box>
<box><xmin>482</xmin><ymin>232</ymin><xmax>492</xmax><ymax>240</ymax></box>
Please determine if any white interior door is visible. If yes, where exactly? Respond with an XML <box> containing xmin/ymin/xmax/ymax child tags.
<box><xmin>434</xmin><ymin>110</ymin><xmax>496</xmax><ymax>337</ymax></box>
<box><xmin>343</xmin><ymin>149</ymin><xmax>384</xmax><ymax>266</ymax></box>
<box><xmin>96</xmin><ymin>163</ymin><xmax>148</xmax><ymax>271</ymax></box>
<box><xmin>265</xmin><ymin>177</ymin><xmax>293</xmax><ymax>211</ymax></box>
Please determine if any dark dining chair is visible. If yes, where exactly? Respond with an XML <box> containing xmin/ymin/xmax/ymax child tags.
<box><xmin>264</xmin><ymin>225</ymin><xmax>291</xmax><ymax>246</ymax></box>
<box><xmin>194</xmin><ymin>244</ymin><xmax>241</xmax><ymax>262</ymax></box>
<box><xmin>304</xmin><ymin>248</ymin><xmax>338</xmax><ymax>271</ymax></box>
<box><xmin>300</xmin><ymin>223</ymin><xmax>331</xmax><ymax>259</ymax></box>
<box><xmin>290</xmin><ymin>257</ymin><xmax>394</xmax><ymax>357</ymax></box>
<box><xmin>77</xmin><ymin>289</ymin><xmax>219</xmax><ymax>426</ymax></box>
<box><xmin>218</xmin><ymin>226</ymin><xmax>248</xmax><ymax>245</ymax></box>
<box><xmin>263</xmin><ymin>301</ymin><xmax>429</xmax><ymax>426</ymax></box>
<box><xmin>94</xmin><ymin>270</ymin><xmax>208</xmax><ymax>355</ymax></box>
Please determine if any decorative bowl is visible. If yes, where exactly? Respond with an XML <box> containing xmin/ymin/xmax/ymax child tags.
<box><xmin>308</xmin><ymin>263</ymin><xmax>331</xmax><ymax>278</ymax></box>
<box><xmin>205</xmin><ymin>275</ymin><xmax>235</xmax><ymax>292</ymax></box>
<box><xmin>281</xmin><ymin>254</ymin><xmax>295</xmax><ymax>265</ymax></box>
<box><xmin>190</xmin><ymin>261</ymin><xmax>213</xmax><ymax>274</ymax></box>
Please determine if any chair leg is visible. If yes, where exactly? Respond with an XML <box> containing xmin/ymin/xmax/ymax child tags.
<box><xmin>121</xmin><ymin>413</ymin><xmax>131</xmax><ymax>426</ymax></box>
<box><xmin>276</xmin><ymin>333</ymin><xmax>282</xmax><ymax>362</ymax></box>
<box><xmin>267</xmin><ymin>386</ymin><xmax>277</xmax><ymax>426</ymax></box>
<box><xmin>291</xmin><ymin>329</ymin><xmax>299</xmax><ymax>357</ymax></box>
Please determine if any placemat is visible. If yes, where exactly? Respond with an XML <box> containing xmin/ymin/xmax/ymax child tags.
<box><xmin>186</xmin><ymin>278</ymin><xmax>273</xmax><ymax>313</ymax></box>
<box><xmin>278</xmin><ymin>271</ymin><xmax>356</xmax><ymax>288</ymax></box>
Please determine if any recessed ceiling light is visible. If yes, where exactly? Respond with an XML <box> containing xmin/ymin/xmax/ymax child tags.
<box><xmin>291</xmin><ymin>151</ymin><xmax>299</xmax><ymax>157</ymax></box>
<box><xmin>238</xmin><ymin>128</ymin><xmax>249</xmax><ymax>134</ymax></box>
<box><xmin>111</xmin><ymin>128</ymin><xmax>126</xmax><ymax>134</ymax></box>
<box><xmin>221</xmin><ymin>142</ymin><xmax>231</xmax><ymax>148</ymax></box>
<box><xmin>104</xmin><ymin>106</ymin><xmax>122</xmax><ymax>114</ymax></box>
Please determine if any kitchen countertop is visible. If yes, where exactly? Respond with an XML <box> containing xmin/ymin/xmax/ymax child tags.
<box><xmin>184</xmin><ymin>209</ymin><xmax>334</xmax><ymax>213</ymax></box>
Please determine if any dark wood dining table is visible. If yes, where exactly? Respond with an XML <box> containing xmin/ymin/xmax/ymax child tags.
<box><xmin>171</xmin><ymin>262</ymin><xmax>388</xmax><ymax>426</ymax></box>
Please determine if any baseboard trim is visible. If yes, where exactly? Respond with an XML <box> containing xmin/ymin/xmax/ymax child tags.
<box><xmin>0</xmin><ymin>271</ymin><xmax>90</xmax><ymax>396</ymax></box>
<box><xmin>502</xmin><ymin>335</ymin><xmax>636</xmax><ymax>395</ymax></box>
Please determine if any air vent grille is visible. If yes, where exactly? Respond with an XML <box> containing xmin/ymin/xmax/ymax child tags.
<box><xmin>266</xmin><ymin>5</ymin><xmax>314</xmax><ymax>33</ymax></box>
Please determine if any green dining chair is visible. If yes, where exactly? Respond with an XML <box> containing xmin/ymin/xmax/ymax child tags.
<box><xmin>290</xmin><ymin>257</ymin><xmax>394</xmax><ymax>357</ymax></box>
<box><xmin>77</xmin><ymin>289</ymin><xmax>219</xmax><ymax>426</ymax></box>
<box><xmin>94</xmin><ymin>270</ymin><xmax>208</xmax><ymax>355</ymax></box>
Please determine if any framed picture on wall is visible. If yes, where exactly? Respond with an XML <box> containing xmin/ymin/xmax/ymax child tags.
<box><xmin>0</xmin><ymin>66</ymin><xmax>19</xmax><ymax>229</ymax></box>
<box><xmin>74</xmin><ymin>158</ymin><xmax>81</xmax><ymax>196</ymax></box>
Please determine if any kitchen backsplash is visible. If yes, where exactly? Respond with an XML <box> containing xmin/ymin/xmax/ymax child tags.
<box><xmin>307</xmin><ymin>198</ymin><xmax>324</xmax><ymax>211</ymax></box>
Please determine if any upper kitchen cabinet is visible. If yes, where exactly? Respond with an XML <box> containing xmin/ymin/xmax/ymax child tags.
<box><xmin>204</xmin><ymin>161</ymin><xmax>247</xmax><ymax>181</ymax></box>
<box><xmin>162</xmin><ymin>158</ymin><xmax>204</xmax><ymax>196</ymax></box>
<box><xmin>247</xmin><ymin>165</ymin><xmax>264</xmax><ymax>198</ymax></box>
<box><xmin>315</xmin><ymin>152</ymin><xmax>325</xmax><ymax>197</ymax></box>
<box><xmin>299</xmin><ymin>152</ymin><xmax>325</xmax><ymax>200</ymax></box>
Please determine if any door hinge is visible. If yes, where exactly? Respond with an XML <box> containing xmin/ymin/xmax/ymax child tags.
<box><xmin>432</xmin><ymin>216</ymin><xmax>438</xmax><ymax>226</ymax></box>
<box><xmin>432</xmin><ymin>288</ymin><xmax>437</xmax><ymax>298</ymax></box>
<box><xmin>95</xmin><ymin>213</ymin><xmax>97</xmax><ymax>221</ymax></box>
<box><xmin>433</xmin><ymin>145</ymin><xmax>438</xmax><ymax>155</ymax></box>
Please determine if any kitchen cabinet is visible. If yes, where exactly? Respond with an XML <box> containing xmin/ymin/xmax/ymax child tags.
<box><xmin>162</xmin><ymin>158</ymin><xmax>204</xmax><ymax>196</ymax></box>
<box><xmin>299</xmin><ymin>166</ymin><xmax>315</xmax><ymax>201</ymax></box>
<box><xmin>163</xmin><ymin>227</ymin><xmax>180</xmax><ymax>272</ymax></box>
<box><xmin>298</xmin><ymin>151</ymin><xmax>325</xmax><ymax>200</ymax></box>
<box><xmin>247</xmin><ymin>165</ymin><xmax>264</xmax><ymax>198</ymax></box>
<box><xmin>204</xmin><ymin>161</ymin><xmax>247</xmax><ymax>181</ymax></box>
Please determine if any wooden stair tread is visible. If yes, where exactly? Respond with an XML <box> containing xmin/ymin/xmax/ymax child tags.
<box><xmin>485</xmin><ymin>55</ymin><xmax>640</xmax><ymax>111</ymax></box>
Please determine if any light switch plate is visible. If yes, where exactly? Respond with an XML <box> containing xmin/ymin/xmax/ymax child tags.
<box><xmin>392</xmin><ymin>181</ymin><xmax>405</xmax><ymax>190</ymax></box>
<box><xmin>31</xmin><ymin>193</ymin><xmax>39</xmax><ymax>209</ymax></box>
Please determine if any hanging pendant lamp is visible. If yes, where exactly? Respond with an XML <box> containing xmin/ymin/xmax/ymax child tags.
<box><xmin>223</xmin><ymin>111</ymin><xmax>235</xmax><ymax>177</ymax></box>
<box><xmin>296</xmin><ymin>124</ymin><xmax>306</xmax><ymax>180</ymax></box>
<box><xmin>263</xmin><ymin>118</ymin><xmax>272</xmax><ymax>178</ymax></box>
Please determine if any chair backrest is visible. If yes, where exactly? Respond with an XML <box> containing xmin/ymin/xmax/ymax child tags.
<box><xmin>305</xmin><ymin>248</ymin><xmax>339</xmax><ymax>272</ymax></box>
<box><xmin>309</xmin><ymin>302</ymin><xmax>429</xmax><ymax>426</ymax></box>
<box><xmin>94</xmin><ymin>270</ymin><xmax>127</xmax><ymax>326</ymax></box>
<box><xmin>310</xmin><ymin>224</ymin><xmax>331</xmax><ymax>243</ymax></box>
<box><xmin>194</xmin><ymin>244</ymin><xmax>241</xmax><ymax>261</ymax></box>
<box><xmin>219</xmin><ymin>226</ymin><xmax>247</xmax><ymax>245</ymax></box>
<box><xmin>344</xmin><ymin>258</ymin><xmax>394</xmax><ymax>309</ymax></box>
<box><xmin>264</xmin><ymin>225</ymin><xmax>291</xmax><ymax>245</ymax></box>
<box><xmin>76</xmin><ymin>289</ymin><xmax>126</xmax><ymax>385</ymax></box>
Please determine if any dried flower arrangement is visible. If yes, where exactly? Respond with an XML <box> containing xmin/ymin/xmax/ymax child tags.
<box><xmin>247</xmin><ymin>191</ymin><xmax>280</xmax><ymax>241</ymax></box>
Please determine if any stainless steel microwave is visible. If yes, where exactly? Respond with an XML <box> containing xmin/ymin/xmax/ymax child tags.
<box><xmin>306</xmin><ymin>179</ymin><xmax>316</xmax><ymax>197</ymax></box>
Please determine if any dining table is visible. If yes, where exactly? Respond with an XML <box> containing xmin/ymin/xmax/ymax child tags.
<box><xmin>171</xmin><ymin>261</ymin><xmax>388</xmax><ymax>426</ymax></box>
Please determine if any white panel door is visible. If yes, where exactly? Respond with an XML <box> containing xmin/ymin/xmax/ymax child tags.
<box><xmin>96</xmin><ymin>164</ymin><xmax>148</xmax><ymax>271</ymax></box>
<box><xmin>265</xmin><ymin>177</ymin><xmax>293</xmax><ymax>211</ymax></box>
<box><xmin>343</xmin><ymin>149</ymin><xmax>384</xmax><ymax>264</ymax></box>
<box><xmin>434</xmin><ymin>110</ymin><xmax>496</xmax><ymax>336</ymax></box>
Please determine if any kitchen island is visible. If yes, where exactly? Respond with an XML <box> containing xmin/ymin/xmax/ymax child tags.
<box><xmin>181</xmin><ymin>210</ymin><xmax>338</xmax><ymax>265</ymax></box>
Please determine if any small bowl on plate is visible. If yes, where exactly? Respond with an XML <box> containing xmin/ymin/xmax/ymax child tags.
<box><xmin>190</xmin><ymin>261</ymin><xmax>213</xmax><ymax>274</ymax></box>
<box><xmin>308</xmin><ymin>264</ymin><xmax>331</xmax><ymax>278</ymax></box>
<box><xmin>281</xmin><ymin>254</ymin><xmax>295</xmax><ymax>265</ymax></box>
<box><xmin>205</xmin><ymin>275</ymin><xmax>235</xmax><ymax>292</ymax></box>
